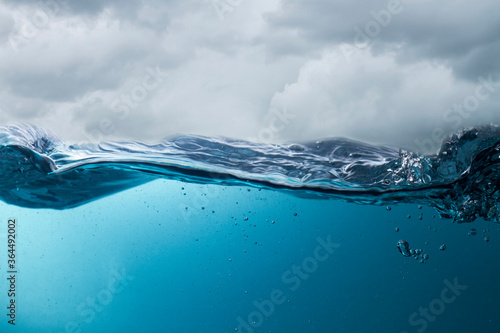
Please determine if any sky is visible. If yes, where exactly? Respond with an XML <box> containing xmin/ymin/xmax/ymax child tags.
<box><xmin>0</xmin><ymin>0</ymin><xmax>498</xmax><ymax>152</ymax></box>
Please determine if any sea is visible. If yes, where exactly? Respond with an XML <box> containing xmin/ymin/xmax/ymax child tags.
<box><xmin>0</xmin><ymin>124</ymin><xmax>499</xmax><ymax>333</ymax></box>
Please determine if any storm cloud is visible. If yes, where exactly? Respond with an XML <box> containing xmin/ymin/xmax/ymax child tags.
<box><xmin>0</xmin><ymin>0</ymin><xmax>498</xmax><ymax>152</ymax></box>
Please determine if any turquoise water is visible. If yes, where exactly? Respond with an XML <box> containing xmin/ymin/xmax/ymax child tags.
<box><xmin>0</xmin><ymin>125</ymin><xmax>499</xmax><ymax>332</ymax></box>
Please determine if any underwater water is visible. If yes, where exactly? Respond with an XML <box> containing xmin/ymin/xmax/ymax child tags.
<box><xmin>0</xmin><ymin>124</ymin><xmax>499</xmax><ymax>332</ymax></box>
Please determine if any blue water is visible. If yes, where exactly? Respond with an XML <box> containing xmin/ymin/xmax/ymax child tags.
<box><xmin>0</xmin><ymin>124</ymin><xmax>499</xmax><ymax>332</ymax></box>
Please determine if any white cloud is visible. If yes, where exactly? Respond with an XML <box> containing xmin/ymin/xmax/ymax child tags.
<box><xmin>268</xmin><ymin>47</ymin><xmax>499</xmax><ymax>150</ymax></box>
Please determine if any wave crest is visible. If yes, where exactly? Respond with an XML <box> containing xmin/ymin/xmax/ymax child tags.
<box><xmin>1</xmin><ymin>124</ymin><xmax>499</xmax><ymax>223</ymax></box>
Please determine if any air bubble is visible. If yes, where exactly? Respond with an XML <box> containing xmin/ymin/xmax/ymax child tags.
<box><xmin>397</xmin><ymin>240</ymin><xmax>411</xmax><ymax>257</ymax></box>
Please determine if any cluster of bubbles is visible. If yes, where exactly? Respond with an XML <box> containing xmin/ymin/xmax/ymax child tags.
<box><xmin>390</xmin><ymin>202</ymin><xmax>495</xmax><ymax>266</ymax></box>
<box><xmin>397</xmin><ymin>240</ymin><xmax>430</xmax><ymax>264</ymax></box>
<box><xmin>468</xmin><ymin>228</ymin><xmax>491</xmax><ymax>242</ymax></box>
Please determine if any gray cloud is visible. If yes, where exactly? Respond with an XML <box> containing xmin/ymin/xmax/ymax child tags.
<box><xmin>1</xmin><ymin>26</ymin><xmax>169</xmax><ymax>101</ymax></box>
<box><xmin>264</xmin><ymin>0</ymin><xmax>500</xmax><ymax>80</ymax></box>
<box><xmin>0</xmin><ymin>7</ymin><xmax>14</xmax><ymax>42</ymax></box>
<box><xmin>0</xmin><ymin>0</ymin><xmax>498</xmax><ymax>149</ymax></box>
<box><xmin>3</xmin><ymin>0</ymin><xmax>177</xmax><ymax>17</ymax></box>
